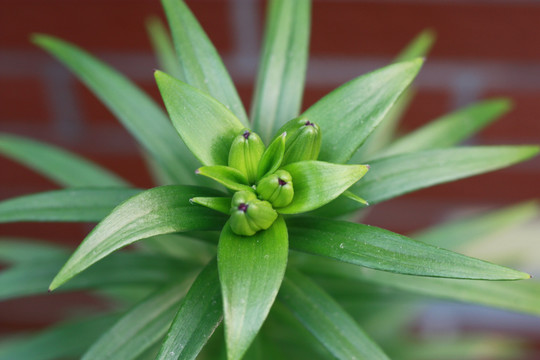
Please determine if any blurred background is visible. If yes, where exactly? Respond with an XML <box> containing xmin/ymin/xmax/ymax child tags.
<box><xmin>1</xmin><ymin>0</ymin><xmax>539</xmax><ymax>357</ymax></box>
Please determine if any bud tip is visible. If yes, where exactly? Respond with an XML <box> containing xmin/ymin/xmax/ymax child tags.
<box><xmin>195</xmin><ymin>168</ymin><xmax>201</xmax><ymax>174</ymax></box>
<box><xmin>243</xmin><ymin>130</ymin><xmax>251</xmax><ymax>139</ymax></box>
<box><xmin>366</xmin><ymin>164</ymin><xmax>371</xmax><ymax>169</ymax></box>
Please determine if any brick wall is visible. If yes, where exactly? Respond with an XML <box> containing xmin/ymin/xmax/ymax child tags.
<box><xmin>1</xmin><ymin>0</ymin><xmax>539</xmax><ymax>236</ymax></box>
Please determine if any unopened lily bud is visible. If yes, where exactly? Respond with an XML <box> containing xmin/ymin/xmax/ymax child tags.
<box><xmin>228</xmin><ymin>129</ymin><xmax>266</xmax><ymax>185</ymax></box>
<box><xmin>230</xmin><ymin>191</ymin><xmax>278</xmax><ymax>236</ymax></box>
<box><xmin>278</xmin><ymin>117</ymin><xmax>322</xmax><ymax>165</ymax></box>
<box><xmin>256</xmin><ymin>170</ymin><xmax>294</xmax><ymax>208</ymax></box>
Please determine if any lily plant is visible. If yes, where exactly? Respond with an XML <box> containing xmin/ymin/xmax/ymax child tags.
<box><xmin>0</xmin><ymin>0</ymin><xmax>539</xmax><ymax>359</ymax></box>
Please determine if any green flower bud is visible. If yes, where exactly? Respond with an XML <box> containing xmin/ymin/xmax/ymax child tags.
<box><xmin>229</xmin><ymin>191</ymin><xmax>278</xmax><ymax>236</ymax></box>
<box><xmin>228</xmin><ymin>129</ymin><xmax>266</xmax><ymax>184</ymax></box>
<box><xmin>256</xmin><ymin>170</ymin><xmax>294</xmax><ymax>208</ymax></box>
<box><xmin>278</xmin><ymin>117</ymin><xmax>322</xmax><ymax>165</ymax></box>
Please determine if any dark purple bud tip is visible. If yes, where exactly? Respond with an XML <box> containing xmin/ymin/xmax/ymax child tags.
<box><xmin>243</xmin><ymin>130</ymin><xmax>251</xmax><ymax>139</ymax></box>
<box><xmin>278</xmin><ymin>178</ymin><xmax>287</xmax><ymax>186</ymax></box>
<box><xmin>238</xmin><ymin>203</ymin><xmax>248</xmax><ymax>212</ymax></box>
<box><xmin>304</xmin><ymin>120</ymin><xmax>314</xmax><ymax>127</ymax></box>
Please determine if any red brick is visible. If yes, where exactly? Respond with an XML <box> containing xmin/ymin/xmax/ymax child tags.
<box><xmin>0</xmin><ymin>0</ymin><xmax>233</xmax><ymax>53</ymax></box>
<box><xmin>310</xmin><ymin>2</ymin><xmax>540</xmax><ymax>61</ymax></box>
<box><xmin>478</xmin><ymin>91</ymin><xmax>540</xmax><ymax>143</ymax></box>
<box><xmin>0</xmin><ymin>77</ymin><xmax>50</xmax><ymax>124</ymax></box>
<box><xmin>397</xmin><ymin>90</ymin><xmax>451</xmax><ymax>133</ymax></box>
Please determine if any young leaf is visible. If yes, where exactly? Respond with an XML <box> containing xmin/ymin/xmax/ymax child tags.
<box><xmin>304</xmin><ymin>260</ymin><xmax>540</xmax><ymax>316</ymax></box>
<box><xmin>82</xmin><ymin>281</ymin><xmax>191</xmax><ymax>360</ymax></box>
<box><xmin>326</xmin><ymin>146</ymin><xmax>540</xmax><ymax>216</ymax></box>
<box><xmin>157</xmin><ymin>260</ymin><xmax>222</xmax><ymax>360</ymax></box>
<box><xmin>302</xmin><ymin>58</ymin><xmax>423</xmax><ymax>164</ymax></box>
<box><xmin>251</xmin><ymin>0</ymin><xmax>311</xmax><ymax>143</ymax></box>
<box><xmin>394</xmin><ymin>29</ymin><xmax>435</xmax><ymax>63</ymax></box>
<box><xmin>287</xmin><ymin>217</ymin><xmax>530</xmax><ymax>280</ymax></box>
<box><xmin>49</xmin><ymin>185</ymin><xmax>227</xmax><ymax>291</ymax></box>
<box><xmin>190</xmin><ymin>197</ymin><xmax>231</xmax><ymax>215</ymax></box>
<box><xmin>155</xmin><ymin>71</ymin><xmax>245</xmax><ymax>166</ymax></box>
<box><xmin>414</xmin><ymin>201</ymin><xmax>540</xmax><ymax>250</ymax></box>
<box><xmin>218</xmin><ymin>216</ymin><xmax>288</xmax><ymax>360</ymax></box>
<box><xmin>0</xmin><ymin>188</ymin><xmax>141</xmax><ymax>223</ymax></box>
<box><xmin>196</xmin><ymin>166</ymin><xmax>253</xmax><ymax>192</ymax></box>
<box><xmin>257</xmin><ymin>132</ymin><xmax>286</xmax><ymax>181</ymax></box>
<box><xmin>146</xmin><ymin>17</ymin><xmax>184</xmax><ymax>80</ymax></box>
<box><xmin>0</xmin><ymin>314</ymin><xmax>120</xmax><ymax>360</ymax></box>
<box><xmin>278</xmin><ymin>161</ymin><xmax>368</xmax><ymax>214</ymax></box>
<box><xmin>0</xmin><ymin>134</ymin><xmax>127</xmax><ymax>187</ymax></box>
<box><xmin>33</xmin><ymin>35</ymin><xmax>199</xmax><ymax>184</ymax></box>
<box><xmin>161</xmin><ymin>0</ymin><xmax>248</xmax><ymax>125</ymax></box>
<box><xmin>279</xmin><ymin>269</ymin><xmax>390</xmax><ymax>360</ymax></box>
<box><xmin>373</xmin><ymin>98</ymin><xmax>512</xmax><ymax>160</ymax></box>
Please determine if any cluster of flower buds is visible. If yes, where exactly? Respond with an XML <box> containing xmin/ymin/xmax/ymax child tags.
<box><xmin>224</xmin><ymin>117</ymin><xmax>321</xmax><ymax>236</ymax></box>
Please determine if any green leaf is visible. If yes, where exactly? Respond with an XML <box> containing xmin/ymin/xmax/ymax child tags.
<box><xmin>394</xmin><ymin>29</ymin><xmax>435</xmax><ymax>63</ymax></box>
<box><xmin>0</xmin><ymin>252</ymin><xmax>191</xmax><ymax>301</ymax></box>
<box><xmin>190</xmin><ymin>197</ymin><xmax>231</xmax><ymax>215</ymax></box>
<box><xmin>279</xmin><ymin>269</ymin><xmax>390</xmax><ymax>360</ymax></box>
<box><xmin>196</xmin><ymin>166</ymin><xmax>252</xmax><ymax>192</ymax></box>
<box><xmin>155</xmin><ymin>71</ymin><xmax>245</xmax><ymax>166</ymax></box>
<box><xmin>302</xmin><ymin>59</ymin><xmax>423</xmax><ymax>164</ymax></box>
<box><xmin>287</xmin><ymin>217</ymin><xmax>530</xmax><ymax>280</ymax></box>
<box><xmin>141</xmin><ymin>233</ymin><xmax>217</xmax><ymax>264</ymax></box>
<box><xmin>33</xmin><ymin>35</ymin><xmax>199</xmax><ymax>184</ymax></box>
<box><xmin>251</xmin><ymin>0</ymin><xmax>311</xmax><ymax>143</ymax></box>
<box><xmin>0</xmin><ymin>314</ymin><xmax>120</xmax><ymax>360</ymax></box>
<box><xmin>303</xmin><ymin>260</ymin><xmax>540</xmax><ymax>316</ymax></box>
<box><xmin>257</xmin><ymin>132</ymin><xmax>286</xmax><ymax>180</ymax></box>
<box><xmin>218</xmin><ymin>216</ymin><xmax>288</xmax><ymax>360</ymax></box>
<box><xmin>414</xmin><ymin>201</ymin><xmax>540</xmax><ymax>250</ymax></box>
<box><xmin>373</xmin><ymin>98</ymin><xmax>512</xmax><ymax>160</ymax></box>
<box><xmin>278</xmin><ymin>161</ymin><xmax>368</xmax><ymax>214</ymax></box>
<box><xmin>157</xmin><ymin>260</ymin><xmax>222</xmax><ymax>360</ymax></box>
<box><xmin>330</xmin><ymin>146</ymin><xmax>540</xmax><ymax>215</ymax></box>
<box><xmin>0</xmin><ymin>239</ymin><xmax>66</xmax><ymax>264</ymax></box>
<box><xmin>146</xmin><ymin>17</ymin><xmax>184</xmax><ymax>80</ymax></box>
<box><xmin>49</xmin><ymin>185</ymin><xmax>227</xmax><ymax>291</ymax></box>
<box><xmin>82</xmin><ymin>281</ymin><xmax>191</xmax><ymax>360</ymax></box>
<box><xmin>161</xmin><ymin>0</ymin><xmax>248</xmax><ymax>125</ymax></box>
<box><xmin>0</xmin><ymin>188</ymin><xmax>141</xmax><ymax>223</ymax></box>
<box><xmin>0</xmin><ymin>133</ymin><xmax>127</xmax><ymax>187</ymax></box>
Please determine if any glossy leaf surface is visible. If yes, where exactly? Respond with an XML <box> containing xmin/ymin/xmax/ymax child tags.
<box><xmin>288</xmin><ymin>217</ymin><xmax>530</xmax><ymax>280</ymax></box>
<box><xmin>218</xmin><ymin>217</ymin><xmax>288</xmax><ymax>360</ymax></box>
<box><xmin>251</xmin><ymin>0</ymin><xmax>311</xmax><ymax>143</ymax></box>
<box><xmin>50</xmin><ymin>186</ymin><xmax>227</xmax><ymax>290</ymax></box>
<box><xmin>196</xmin><ymin>166</ymin><xmax>252</xmax><ymax>192</ymax></box>
<box><xmin>302</xmin><ymin>59</ymin><xmax>423</xmax><ymax>164</ymax></box>
<box><xmin>190</xmin><ymin>197</ymin><xmax>231</xmax><ymax>215</ymax></box>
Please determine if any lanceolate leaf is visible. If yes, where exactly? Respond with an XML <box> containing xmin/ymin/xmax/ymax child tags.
<box><xmin>218</xmin><ymin>217</ymin><xmax>288</xmax><ymax>360</ymax></box>
<box><xmin>279</xmin><ymin>269</ymin><xmax>390</xmax><ymax>360</ymax></box>
<box><xmin>161</xmin><ymin>0</ymin><xmax>248</xmax><ymax>125</ymax></box>
<box><xmin>394</xmin><ymin>29</ymin><xmax>435</xmax><ymax>63</ymax></box>
<box><xmin>196</xmin><ymin>166</ymin><xmax>252</xmax><ymax>192</ymax></box>
<box><xmin>0</xmin><ymin>252</ymin><xmax>191</xmax><ymax>301</ymax></box>
<box><xmin>331</xmin><ymin>146</ymin><xmax>540</xmax><ymax>215</ymax></box>
<box><xmin>415</xmin><ymin>201</ymin><xmax>540</xmax><ymax>250</ymax></box>
<box><xmin>304</xmin><ymin>260</ymin><xmax>540</xmax><ymax>316</ymax></box>
<box><xmin>287</xmin><ymin>217</ymin><xmax>530</xmax><ymax>280</ymax></box>
<box><xmin>0</xmin><ymin>134</ymin><xmax>127</xmax><ymax>187</ymax></box>
<box><xmin>302</xmin><ymin>59</ymin><xmax>423</xmax><ymax>164</ymax></box>
<box><xmin>278</xmin><ymin>161</ymin><xmax>368</xmax><ymax>214</ymax></box>
<box><xmin>155</xmin><ymin>71</ymin><xmax>245</xmax><ymax>166</ymax></box>
<box><xmin>190</xmin><ymin>197</ymin><xmax>231</xmax><ymax>215</ymax></box>
<box><xmin>0</xmin><ymin>188</ymin><xmax>141</xmax><ymax>223</ymax></box>
<box><xmin>82</xmin><ymin>281</ymin><xmax>192</xmax><ymax>360</ymax></box>
<box><xmin>257</xmin><ymin>132</ymin><xmax>286</xmax><ymax>180</ymax></box>
<box><xmin>0</xmin><ymin>239</ymin><xmax>66</xmax><ymax>264</ymax></box>
<box><xmin>146</xmin><ymin>17</ymin><xmax>184</xmax><ymax>80</ymax></box>
<box><xmin>0</xmin><ymin>314</ymin><xmax>120</xmax><ymax>360</ymax></box>
<box><xmin>373</xmin><ymin>99</ymin><xmax>512</xmax><ymax>160</ymax></box>
<box><xmin>49</xmin><ymin>186</ymin><xmax>227</xmax><ymax>291</ymax></box>
<box><xmin>33</xmin><ymin>35</ymin><xmax>199</xmax><ymax>184</ymax></box>
<box><xmin>157</xmin><ymin>260</ymin><xmax>223</xmax><ymax>360</ymax></box>
<box><xmin>251</xmin><ymin>0</ymin><xmax>311</xmax><ymax>143</ymax></box>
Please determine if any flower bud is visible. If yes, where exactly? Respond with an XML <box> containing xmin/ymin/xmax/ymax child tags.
<box><xmin>256</xmin><ymin>170</ymin><xmax>294</xmax><ymax>208</ymax></box>
<box><xmin>278</xmin><ymin>117</ymin><xmax>322</xmax><ymax>165</ymax></box>
<box><xmin>228</xmin><ymin>129</ymin><xmax>266</xmax><ymax>185</ymax></box>
<box><xmin>229</xmin><ymin>191</ymin><xmax>278</xmax><ymax>236</ymax></box>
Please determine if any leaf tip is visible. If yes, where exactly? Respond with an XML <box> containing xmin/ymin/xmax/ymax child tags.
<box><xmin>195</xmin><ymin>168</ymin><xmax>201</xmax><ymax>175</ymax></box>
